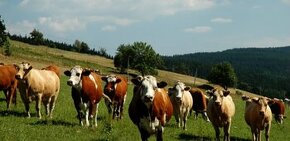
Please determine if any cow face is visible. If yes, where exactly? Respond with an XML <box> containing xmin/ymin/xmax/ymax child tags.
<box><xmin>15</xmin><ymin>62</ymin><xmax>32</xmax><ymax>80</ymax></box>
<box><xmin>64</xmin><ymin>66</ymin><xmax>83</xmax><ymax>87</ymax></box>
<box><xmin>207</xmin><ymin>88</ymin><xmax>230</xmax><ymax>107</ymax></box>
<box><xmin>131</xmin><ymin>75</ymin><xmax>167</xmax><ymax>104</ymax></box>
<box><xmin>253</xmin><ymin>97</ymin><xmax>273</xmax><ymax>117</ymax></box>
<box><xmin>102</xmin><ymin>75</ymin><xmax>122</xmax><ymax>94</ymax></box>
<box><xmin>169</xmin><ymin>81</ymin><xmax>190</xmax><ymax>102</ymax></box>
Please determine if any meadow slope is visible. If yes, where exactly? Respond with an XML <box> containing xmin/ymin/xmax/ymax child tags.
<box><xmin>0</xmin><ymin>40</ymin><xmax>289</xmax><ymax>141</ymax></box>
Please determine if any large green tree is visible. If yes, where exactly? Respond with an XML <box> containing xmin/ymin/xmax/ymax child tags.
<box><xmin>30</xmin><ymin>29</ymin><xmax>43</xmax><ymax>45</ymax></box>
<box><xmin>207</xmin><ymin>62</ymin><xmax>238</xmax><ymax>88</ymax></box>
<box><xmin>114</xmin><ymin>42</ymin><xmax>163</xmax><ymax>75</ymax></box>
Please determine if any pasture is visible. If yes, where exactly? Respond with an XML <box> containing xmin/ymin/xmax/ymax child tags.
<box><xmin>0</xmin><ymin>40</ymin><xmax>290</xmax><ymax>140</ymax></box>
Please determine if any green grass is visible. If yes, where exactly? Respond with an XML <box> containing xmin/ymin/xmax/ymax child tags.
<box><xmin>1</xmin><ymin>40</ymin><xmax>290</xmax><ymax>140</ymax></box>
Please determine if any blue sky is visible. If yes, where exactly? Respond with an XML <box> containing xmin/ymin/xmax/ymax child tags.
<box><xmin>1</xmin><ymin>0</ymin><xmax>290</xmax><ymax>56</ymax></box>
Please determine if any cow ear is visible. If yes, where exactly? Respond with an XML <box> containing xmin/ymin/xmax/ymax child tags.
<box><xmin>131</xmin><ymin>78</ymin><xmax>141</xmax><ymax>86</ymax></box>
<box><xmin>82</xmin><ymin>69</ymin><xmax>91</xmax><ymax>76</ymax></box>
<box><xmin>184</xmin><ymin>86</ymin><xmax>191</xmax><ymax>91</ymax></box>
<box><xmin>157</xmin><ymin>81</ymin><xmax>167</xmax><ymax>88</ymax></box>
<box><xmin>116</xmin><ymin>78</ymin><xmax>122</xmax><ymax>83</ymax></box>
<box><xmin>206</xmin><ymin>90</ymin><xmax>213</xmax><ymax>96</ymax></box>
<box><xmin>13</xmin><ymin>64</ymin><xmax>20</xmax><ymax>71</ymax></box>
<box><xmin>101</xmin><ymin>76</ymin><xmax>108</xmax><ymax>82</ymax></box>
<box><xmin>64</xmin><ymin>70</ymin><xmax>71</xmax><ymax>76</ymax></box>
<box><xmin>223</xmin><ymin>90</ymin><xmax>230</xmax><ymax>96</ymax></box>
<box><xmin>252</xmin><ymin>98</ymin><xmax>259</xmax><ymax>104</ymax></box>
<box><xmin>267</xmin><ymin>99</ymin><xmax>275</xmax><ymax>105</ymax></box>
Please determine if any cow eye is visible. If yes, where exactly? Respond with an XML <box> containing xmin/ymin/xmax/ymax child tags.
<box><xmin>76</xmin><ymin>73</ymin><xmax>80</xmax><ymax>77</ymax></box>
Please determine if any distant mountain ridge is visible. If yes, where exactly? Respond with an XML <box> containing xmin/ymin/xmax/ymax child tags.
<box><xmin>161</xmin><ymin>46</ymin><xmax>290</xmax><ymax>98</ymax></box>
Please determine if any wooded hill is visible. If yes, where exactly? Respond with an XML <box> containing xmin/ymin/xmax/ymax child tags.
<box><xmin>162</xmin><ymin>46</ymin><xmax>290</xmax><ymax>98</ymax></box>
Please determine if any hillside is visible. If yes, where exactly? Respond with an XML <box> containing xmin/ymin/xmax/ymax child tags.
<box><xmin>162</xmin><ymin>46</ymin><xmax>290</xmax><ymax>98</ymax></box>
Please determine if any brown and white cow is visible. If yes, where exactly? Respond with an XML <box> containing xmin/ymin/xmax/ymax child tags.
<box><xmin>242</xmin><ymin>95</ymin><xmax>273</xmax><ymax>141</ymax></box>
<box><xmin>15</xmin><ymin>62</ymin><xmax>60</xmax><ymax>119</ymax></box>
<box><xmin>207</xmin><ymin>88</ymin><xmax>235</xmax><ymax>141</ymax></box>
<box><xmin>0</xmin><ymin>64</ymin><xmax>18</xmax><ymax>110</ymax></box>
<box><xmin>129</xmin><ymin>75</ymin><xmax>173</xmax><ymax>141</ymax></box>
<box><xmin>64</xmin><ymin>66</ymin><xmax>104</xmax><ymax>127</ymax></box>
<box><xmin>270</xmin><ymin>98</ymin><xmax>286</xmax><ymax>124</ymax></box>
<box><xmin>168</xmin><ymin>81</ymin><xmax>193</xmax><ymax>130</ymax></box>
<box><xmin>189</xmin><ymin>88</ymin><xmax>210</xmax><ymax>122</ymax></box>
<box><xmin>101</xmin><ymin>74</ymin><xmax>128</xmax><ymax>120</ymax></box>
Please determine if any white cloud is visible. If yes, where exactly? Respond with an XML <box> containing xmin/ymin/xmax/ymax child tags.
<box><xmin>17</xmin><ymin>0</ymin><xmax>218</xmax><ymax>25</ymax></box>
<box><xmin>101</xmin><ymin>25</ymin><xmax>116</xmax><ymax>32</ymax></box>
<box><xmin>184</xmin><ymin>26</ymin><xmax>212</xmax><ymax>33</ymax></box>
<box><xmin>38</xmin><ymin>17</ymin><xmax>86</xmax><ymax>32</ymax></box>
<box><xmin>6</xmin><ymin>20</ymin><xmax>36</xmax><ymax>35</ymax></box>
<box><xmin>241</xmin><ymin>37</ymin><xmax>290</xmax><ymax>47</ymax></box>
<box><xmin>211</xmin><ymin>17</ymin><xmax>232</xmax><ymax>23</ymax></box>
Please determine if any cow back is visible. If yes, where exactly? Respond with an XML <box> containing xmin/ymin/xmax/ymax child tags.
<box><xmin>42</xmin><ymin>65</ymin><xmax>61</xmax><ymax>78</ymax></box>
<box><xmin>190</xmin><ymin>88</ymin><xmax>207</xmax><ymax>112</ymax></box>
<box><xmin>81</xmin><ymin>72</ymin><xmax>103</xmax><ymax>104</ymax></box>
<box><xmin>25</xmin><ymin>69</ymin><xmax>60</xmax><ymax>95</ymax></box>
<box><xmin>114</xmin><ymin>76</ymin><xmax>128</xmax><ymax>101</ymax></box>
<box><xmin>0</xmin><ymin>65</ymin><xmax>18</xmax><ymax>89</ymax></box>
<box><xmin>152</xmin><ymin>89</ymin><xmax>173</xmax><ymax>126</ymax></box>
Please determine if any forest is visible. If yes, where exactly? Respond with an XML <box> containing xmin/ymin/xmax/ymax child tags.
<box><xmin>161</xmin><ymin>47</ymin><xmax>290</xmax><ymax>98</ymax></box>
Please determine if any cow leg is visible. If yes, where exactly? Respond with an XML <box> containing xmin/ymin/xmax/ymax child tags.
<box><xmin>94</xmin><ymin>103</ymin><xmax>99</xmax><ymax>127</ymax></box>
<box><xmin>194</xmin><ymin>111</ymin><xmax>198</xmax><ymax>120</ymax></box>
<box><xmin>251</xmin><ymin>128</ymin><xmax>257</xmax><ymax>141</ymax></box>
<box><xmin>83</xmin><ymin>103</ymin><xmax>90</xmax><ymax>126</ymax></box>
<box><xmin>49</xmin><ymin>95</ymin><xmax>57</xmax><ymax>118</ymax></box>
<box><xmin>35</xmin><ymin>95</ymin><xmax>42</xmax><ymax>119</ymax></box>
<box><xmin>202</xmin><ymin>111</ymin><xmax>210</xmax><ymax>122</ymax></box>
<box><xmin>265</xmin><ymin>123</ymin><xmax>270</xmax><ymax>141</ymax></box>
<box><xmin>213</xmin><ymin>125</ymin><xmax>220</xmax><ymax>141</ymax></box>
<box><xmin>156</xmin><ymin>125</ymin><xmax>164</xmax><ymax>141</ymax></box>
<box><xmin>183</xmin><ymin>109</ymin><xmax>190</xmax><ymax>130</ymax></box>
<box><xmin>138</xmin><ymin>127</ymin><xmax>149</xmax><ymax>141</ymax></box>
<box><xmin>223</xmin><ymin>122</ymin><xmax>231</xmax><ymax>141</ymax></box>
<box><xmin>119</xmin><ymin>100</ymin><xmax>124</xmax><ymax>119</ymax></box>
<box><xmin>43</xmin><ymin>97</ymin><xmax>51</xmax><ymax>117</ymax></box>
<box><xmin>105</xmin><ymin>99</ymin><xmax>112</xmax><ymax>115</ymax></box>
<box><xmin>19</xmin><ymin>88</ymin><xmax>30</xmax><ymax>117</ymax></box>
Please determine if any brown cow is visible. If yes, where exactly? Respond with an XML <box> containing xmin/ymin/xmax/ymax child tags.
<box><xmin>168</xmin><ymin>81</ymin><xmax>193</xmax><ymax>130</ymax></box>
<box><xmin>270</xmin><ymin>98</ymin><xmax>286</xmax><ymax>124</ymax></box>
<box><xmin>42</xmin><ymin>65</ymin><xmax>61</xmax><ymax>78</ymax></box>
<box><xmin>0</xmin><ymin>64</ymin><xmax>18</xmax><ymax>110</ymax></box>
<box><xmin>15</xmin><ymin>62</ymin><xmax>60</xmax><ymax>119</ymax></box>
<box><xmin>207</xmin><ymin>88</ymin><xmax>235</xmax><ymax>141</ymax></box>
<box><xmin>129</xmin><ymin>75</ymin><xmax>173</xmax><ymax>141</ymax></box>
<box><xmin>189</xmin><ymin>88</ymin><xmax>210</xmax><ymax>122</ymax></box>
<box><xmin>101</xmin><ymin>74</ymin><xmax>128</xmax><ymax>120</ymax></box>
<box><xmin>64</xmin><ymin>66</ymin><xmax>105</xmax><ymax>127</ymax></box>
<box><xmin>242</xmin><ymin>95</ymin><xmax>273</xmax><ymax>141</ymax></box>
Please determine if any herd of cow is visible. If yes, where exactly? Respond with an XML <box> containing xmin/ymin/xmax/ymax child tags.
<box><xmin>0</xmin><ymin>62</ymin><xmax>287</xmax><ymax>141</ymax></box>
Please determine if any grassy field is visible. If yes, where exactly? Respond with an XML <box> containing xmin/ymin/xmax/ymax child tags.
<box><xmin>0</xmin><ymin>41</ymin><xmax>290</xmax><ymax>141</ymax></box>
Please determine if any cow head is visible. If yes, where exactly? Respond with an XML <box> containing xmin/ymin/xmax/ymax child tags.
<box><xmin>207</xmin><ymin>88</ymin><xmax>230</xmax><ymax>107</ymax></box>
<box><xmin>64</xmin><ymin>66</ymin><xmax>83</xmax><ymax>88</ymax></box>
<box><xmin>270</xmin><ymin>99</ymin><xmax>286</xmax><ymax>124</ymax></box>
<box><xmin>168</xmin><ymin>81</ymin><xmax>190</xmax><ymax>102</ymax></box>
<box><xmin>101</xmin><ymin>74</ymin><xmax>122</xmax><ymax>95</ymax></box>
<box><xmin>252</xmin><ymin>97</ymin><xmax>274</xmax><ymax>117</ymax></box>
<box><xmin>131</xmin><ymin>75</ymin><xmax>167</xmax><ymax>106</ymax></box>
<box><xmin>15</xmin><ymin>62</ymin><xmax>32</xmax><ymax>80</ymax></box>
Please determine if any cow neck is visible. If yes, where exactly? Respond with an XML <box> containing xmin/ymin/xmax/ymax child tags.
<box><xmin>23</xmin><ymin>66</ymin><xmax>33</xmax><ymax>79</ymax></box>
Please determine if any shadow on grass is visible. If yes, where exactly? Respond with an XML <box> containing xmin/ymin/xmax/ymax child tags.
<box><xmin>178</xmin><ymin>133</ymin><xmax>212</xmax><ymax>141</ymax></box>
<box><xmin>31</xmin><ymin>119</ymin><xmax>78</xmax><ymax>127</ymax></box>
<box><xmin>178</xmin><ymin>133</ymin><xmax>251</xmax><ymax>141</ymax></box>
<box><xmin>0</xmin><ymin>110</ymin><xmax>27</xmax><ymax>117</ymax></box>
<box><xmin>30</xmin><ymin>115</ymin><xmax>107</xmax><ymax>127</ymax></box>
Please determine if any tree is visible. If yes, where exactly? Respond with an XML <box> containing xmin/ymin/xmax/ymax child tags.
<box><xmin>30</xmin><ymin>29</ymin><xmax>43</xmax><ymax>45</ymax></box>
<box><xmin>207</xmin><ymin>62</ymin><xmax>238</xmax><ymax>88</ymax></box>
<box><xmin>0</xmin><ymin>15</ymin><xmax>7</xmax><ymax>47</ymax></box>
<box><xmin>114</xmin><ymin>42</ymin><xmax>163</xmax><ymax>75</ymax></box>
<box><xmin>73</xmin><ymin>39</ymin><xmax>82</xmax><ymax>52</ymax></box>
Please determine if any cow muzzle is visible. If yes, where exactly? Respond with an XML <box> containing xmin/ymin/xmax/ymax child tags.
<box><xmin>67</xmin><ymin>80</ymin><xmax>73</xmax><ymax>86</ymax></box>
<box><xmin>259</xmin><ymin>111</ymin><xmax>265</xmax><ymax>116</ymax></box>
<box><xmin>144</xmin><ymin>95</ymin><xmax>153</xmax><ymax>103</ymax></box>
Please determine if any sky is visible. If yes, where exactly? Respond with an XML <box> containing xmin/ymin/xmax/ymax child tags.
<box><xmin>1</xmin><ymin>0</ymin><xmax>290</xmax><ymax>56</ymax></box>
